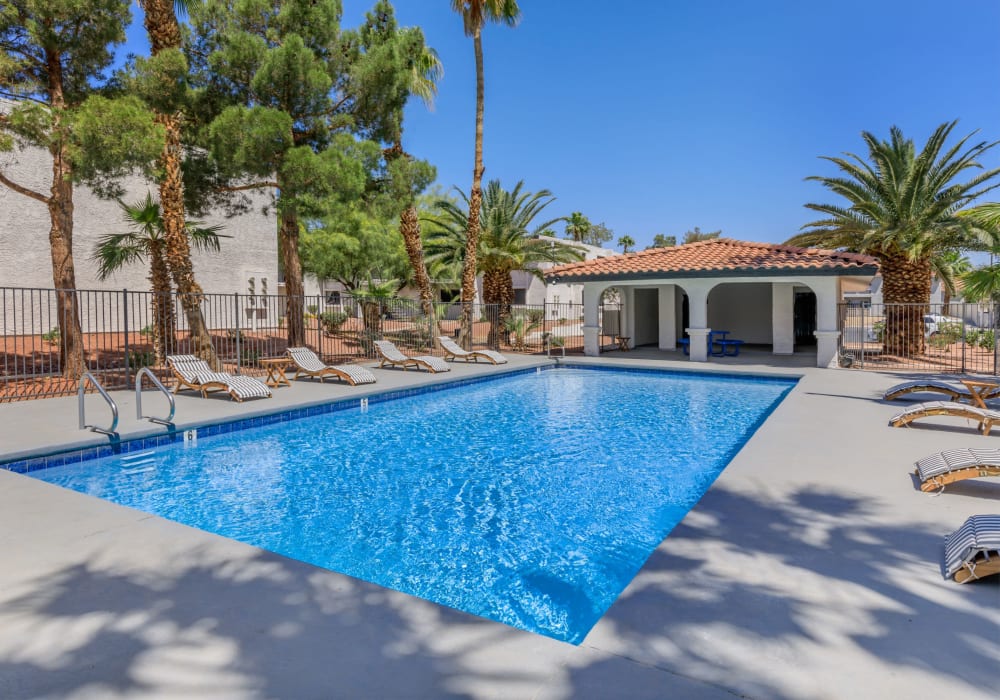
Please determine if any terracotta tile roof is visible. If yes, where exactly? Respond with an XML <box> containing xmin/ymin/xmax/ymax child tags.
<box><xmin>544</xmin><ymin>238</ymin><xmax>878</xmax><ymax>282</ymax></box>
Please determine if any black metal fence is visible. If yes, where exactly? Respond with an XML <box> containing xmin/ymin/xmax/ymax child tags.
<box><xmin>1</xmin><ymin>286</ymin><xmax>613</xmax><ymax>401</ymax></box>
<box><xmin>838</xmin><ymin>301</ymin><xmax>1000</xmax><ymax>374</ymax></box>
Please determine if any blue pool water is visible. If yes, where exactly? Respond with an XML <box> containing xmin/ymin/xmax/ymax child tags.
<box><xmin>31</xmin><ymin>366</ymin><xmax>794</xmax><ymax>643</ymax></box>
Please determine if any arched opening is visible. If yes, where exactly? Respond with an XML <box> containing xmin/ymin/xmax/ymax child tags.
<box><xmin>599</xmin><ymin>286</ymin><xmax>623</xmax><ymax>348</ymax></box>
<box><xmin>700</xmin><ymin>281</ymin><xmax>820</xmax><ymax>360</ymax></box>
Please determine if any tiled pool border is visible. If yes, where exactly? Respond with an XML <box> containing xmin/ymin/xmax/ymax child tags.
<box><xmin>2</xmin><ymin>362</ymin><xmax>800</xmax><ymax>474</ymax></box>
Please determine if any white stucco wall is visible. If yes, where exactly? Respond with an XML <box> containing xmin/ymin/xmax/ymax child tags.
<box><xmin>632</xmin><ymin>288</ymin><xmax>659</xmax><ymax>346</ymax></box>
<box><xmin>1</xmin><ymin>137</ymin><xmax>278</xmax><ymax>333</ymax></box>
<box><xmin>706</xmin><ymin>283</ymin><xmax>774</xmax><ymax>344</ymax></box>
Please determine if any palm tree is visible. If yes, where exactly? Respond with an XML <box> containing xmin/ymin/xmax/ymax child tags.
<box><xmin>564</xmin><ymin>212</ymin><xmax>591</xmax><ymax>242</ymax></box>
<box><xmin>450</xmin><ymin>0</ymin><xmax>521</xmax><ymax>347</ymax></box>
<box><xmin>935</xmin><ymin>250</ymin><xmax>972</xmax><ymax>314</ymax></box>
<box><xmin>354</xmin><ymin>277</ymin><xmax>400</xmax><ymax>356</ymax></box>
<box><xmin>137</xmin><ymin>0</ymin><xmax>221</xmax><ymax>367</ymax></box>
<box><xmin>425</xmin><ymin>179</ymin><xmax>582</xmax><ymax>346</ymax></box>
<box><xmin>92</xmin><ymin>192</ymin><xmax>224</xmax><ymax>363</ymax></box>
<box><xmin>617</xmin><ymin>235</ymin><xmax>635</xmax><ymax>253</ymax></box>
<box><xmin>787</xmin><ymin>122</ymin><xmax>1000</xmax><ymax>356</ymax></box>
<box><xmin>388</xmin><ymin>31</ymin><xmax>443</xmax><ymax>340</ymax></box>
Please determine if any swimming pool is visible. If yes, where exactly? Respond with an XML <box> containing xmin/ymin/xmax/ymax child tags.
<box><xmin>29</xmin><ymin>366</ymin><xmax>795</xmax><ymax>643</ymax></box>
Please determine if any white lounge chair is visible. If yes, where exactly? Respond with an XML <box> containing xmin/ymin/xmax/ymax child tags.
<box><xmin>915</xmin><ymin>448</ymin><xmax>1000</xmax><ymax>492</ymax></box>
<box><xmin>166</xmin><ymin>355</ymin><xmax>272</xmax><ymax>402</ymax></box>
<box><xmin>437</xmin><ymin>336</ymin><xmax>508</xmax><ymax>365</ymax></box>
<box><xmin>883</xmin><ymin>379</ymin><xmax>1000</xmax><ymax>403</ymax></box>
<box><xmin>888</xmin><ymin>401</ymin><xmax>1000</xmax><ymax>435</ymax></box>
<box><xmin>287</xmin><ymin>347</ymin><xmax>376</xmax><ymax>386</ymax></box>
<box><xmin>373</xmin><ymin>340</ymin><xmax>450</xmax><ymax>373</ymax></box>
<box><xmin>944</xmin><ymin>515</ymin><xmax>1000</xmax><ymax>583</ymax></box>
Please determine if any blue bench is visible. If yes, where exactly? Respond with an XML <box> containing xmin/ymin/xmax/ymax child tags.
<box><xmin>677</xmin><ymin>338</ymin><xmax>690</xmax><ymax>355</ymax></box>
<box><xmin>712</xmin><ymin>339</ymin><xmax>745</xmax><ymax>357</ymax></box>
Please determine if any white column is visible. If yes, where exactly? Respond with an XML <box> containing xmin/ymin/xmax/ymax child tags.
<box><xmin>815</xmin><ymin>330</ymin><xmax>841</xmax><ymax>368</ymax></box>
<box><xmin>772</xmin><ymin>283</ymin><xmax>795</xmax><ymax>354</ymax></box>
<box><xmin>658</xmin><ymin>284</ymin><xmax>676</xmax><ymax>350</ymax></box>
<box><xmin>621</xmin><ymin>287</ymin><xmax>635</xmax><ymax>349</ymax></box>
<box><xmin>684</xmin><ymin>282</ymin><xmax>712</xmax><ymax>361</ymax></box>
<box><xmin>812</xmin><ymin>277</ymin><xmax>841</xmax><ymax>368</ymax></box>
<box><xmin>685</xmin><ymin>328</ymin><xmax>712</xmax><ymax>361</ymax></box>
<box><xmin>583</xmin><ymin>282</ymin><xmax>602</xmax><ymax>356</ymax></box>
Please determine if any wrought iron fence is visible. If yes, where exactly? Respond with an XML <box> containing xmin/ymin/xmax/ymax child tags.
<box><xmin>1</xmin><ymin>286</ymin><xmax>612</xmax><ymax>401</ymax></box>
<box><xmin>838</xmin><ymin>301</ymin><xmax>1000</xmax><ymax>374</ymax></box>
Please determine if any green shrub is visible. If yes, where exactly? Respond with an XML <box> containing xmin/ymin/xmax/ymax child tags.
<box><xmin>41</xmin><ymin>327</ymin><xmax>60</xmax><ymax>345</ymax></box>
<box><xmin>319</xmin><ymin>310</ymin><xmax>350</xmax><ymax>334</ymax></box>
<box><xmin>240</xmin><ymin>348</ymin><xmax>260</xmax><ymax>366</ymax></box>
<box><xmin>139</xmin><ymin>324</ymin><xmax>155</xmax><ymax>338</ymax></box>
<box><xmin>127</xmin><ymin>350</ymin><xmax>155</xmax><ymax>369</ymax></box>
<box><xmin>307</xmin><ymin>304</ymin><xmax>318</xmax><ymax>315</ymax></box>
<box><xmin>525</xmin><ymin>308</ymin><xmax>544</xmax><ymax>325</ymax></box>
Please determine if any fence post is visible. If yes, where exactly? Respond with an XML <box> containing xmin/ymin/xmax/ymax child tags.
<box><xmin>234</xmin><ymin>292</ymin><xmax>241</xmax><ymax>375</ymax></box>
<box><xmin>122</xmin><ymin>288</ymin><xmax>130</xmax><ymax>389</ymax></box>
<box><xmin>995</xmin><ymin>300</ymin><xmax>999</xmax><ymax>377</ymax></box>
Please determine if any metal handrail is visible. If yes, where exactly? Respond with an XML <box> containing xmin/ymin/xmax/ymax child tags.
<box><xmin>135</xmin><ymin>367</ymin><xmax>175</xmax><ymax>426</ymax></box>
<box><xmin>78</xmin><ymin>372</ymin><xmax>119</xmax><ymax>436</ymax></box>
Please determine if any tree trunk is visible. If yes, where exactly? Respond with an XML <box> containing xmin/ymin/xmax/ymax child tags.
<box><xmin>148</xmin><ymin>243</ymin><xmax>175</xmax><ymax>364</ymax></box>
<box><xmin>459</xmin><ymin>28</ymin><xmax>486</xmax><ymax>349</ymax></box>
<box><xmin>44</xmin><ymin>51</ymin><xmax>85</xmax><ymax>379</ymax></box>
<box><xmin>482</xmin><ymin>268</ymin><xmax>513</xmax><ymax>349</ymax></box>
<box><xmin>279</xmin><ymin>206</ymin><xmax>305</xmax><ymax>348</ymax></box>
<box><xmin>399</xmin><ymin>204</ymin><xmax>440</xmax><ymax>342</ymax></box>
<box><xmin>879</xmin><ymin>250</ymin><xmax>932</xmax><ymax>357</ymax></box>
<box><xmin>47</xmin><ymin>146</ymin><xmax>86</xmax><ymax>380</ymax></box>
<box><xmin>143</xmin><ymin>0</ymin><xmax>219</xmax><ymax>369</ymax></box>
<box><xmin>157</xmin><ymin>112</ymin><xmax>219</xmax><ymax>368</ymax></box>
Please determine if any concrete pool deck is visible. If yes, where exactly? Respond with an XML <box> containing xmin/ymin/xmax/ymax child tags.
<box><xmin>1</xmin><ymin>353</ymin><xmax>997</xmax><ymax>699</ymax></box>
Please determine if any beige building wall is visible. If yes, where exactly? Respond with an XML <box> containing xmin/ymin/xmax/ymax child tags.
<box><xmin>1</xmin><ymin>134</ymin><xmax>278</xmax><ymax>333</ymax></box>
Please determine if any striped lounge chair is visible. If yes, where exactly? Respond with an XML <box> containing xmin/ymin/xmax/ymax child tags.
<box><xmin>883</xmin><ymin>379</ymin><xmax>1000</xmax><ymax>403</ymax></box>
<box><xmin>287</xmin><ymin>347</ymin><xmax>376</xmax><ymax>386</ymax></box>
<box><xmin>437</xmin><ymin>336</ymin><xmax>508</xmax><ymax>365</ymax></box>
<box><xmin>944</xmin><ymin>515</ymin><xmax>1000</xmax><ymax>583</ymax></box>
<box><xmin>373</xmin><ymin>340</ymin><xmax>450</xmax><ymax>373</ymax></box>
<box><xmin>888</xmin><ymin>401</ymin><xmax>1000</xmax><ymax>435</ymax></box>
<box><xmin>914</xmin><ymin>448</ymin><xmax>1000</xmax><ymax>492</ymax></box>
<box><xmin>166</xmin><ymin>355</ymin><xmax>272</xmax><ymax>402</ymax></box>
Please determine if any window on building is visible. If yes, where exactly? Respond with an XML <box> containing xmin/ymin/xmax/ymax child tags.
<box><xmin>513</xmin><ymin>289</ymin><xmax>527</xmax><ymax>305</ymax></box>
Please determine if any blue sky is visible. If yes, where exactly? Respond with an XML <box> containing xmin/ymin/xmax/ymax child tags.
<box><xmin>124</xmin><ymin>1</ymin><xmax>1000</xmax><ymax>250</ymax></box>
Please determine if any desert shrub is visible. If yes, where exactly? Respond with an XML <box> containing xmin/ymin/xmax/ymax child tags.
<box><xmin>319</xmin><ymin>310</ymin><xmax>350</xmax><ymax>334</ymax></box>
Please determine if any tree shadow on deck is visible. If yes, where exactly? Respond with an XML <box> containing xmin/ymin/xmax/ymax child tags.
<box><xmin>568</xmin><ymin>484</ymin><xmax>998</xmax><ymax>699</ymax></box>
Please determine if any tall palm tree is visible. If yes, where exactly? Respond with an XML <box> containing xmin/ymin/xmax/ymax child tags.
<box><xmin>787</xmin><ymin>122</ymin><xmax>1000</xmax><ymax>356</ymax></box>
<box><xmin>390</xmin><ymin>33</ymin><xmax>442</xmax><ymax>339</ymax></box>
<box><xmin>92</xmin><ymin>192</ymin><xmax>224</xmax><ymax>363</ymax></box>
<box><xmin>564</xmin><ymin>212</ymin><xmax>591</xmax><ymax>242</ymax></box>
<box><xmin>426</xmin><ymin>179</ymin><xmax>582</xmax><ymax>346</ymax></box>
<box><xmin>137</xmin><ymin>0</ymin><xmax>221</xmax><ymax>367</ymax></box>
<box><xmin>450</xmin><ymin>0</ymin><xmax>521</xmax><ymax>347</ymax></box>
<box><xmin>617</xmin><ymin>235</ymin><xmax>635</xmax><ymax>253</ymax></box>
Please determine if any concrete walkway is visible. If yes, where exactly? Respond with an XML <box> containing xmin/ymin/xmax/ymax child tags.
<box><xmin>0</xmin><ymin>354</ymin><xmax>997</xmax><ymax>699</ymax></box>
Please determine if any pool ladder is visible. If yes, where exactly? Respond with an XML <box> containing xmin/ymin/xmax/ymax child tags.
<box><xmin>135</xmin><ymin>367</ymin><xmax>175</xmax><ymax>426</ymax></box>
<box><xmin>78</xmin><ymin>372</ymin><xmax>119</xmax><ymax>436</ymax></box>
<box><xmin>78</xmin><ymin>369</ymin><xmax>176</xmax><ymax>436</ymax></box>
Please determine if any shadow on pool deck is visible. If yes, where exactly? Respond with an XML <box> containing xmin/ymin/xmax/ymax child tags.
<box><xmin>1</xmin><ymin>479</ymin><xmax>997</xmax><ymax>699</ymax></box>
<box><xmin>569</xmin><ymin>482</ymin><xmax>1000</xmax><ymax>699</ymax></box>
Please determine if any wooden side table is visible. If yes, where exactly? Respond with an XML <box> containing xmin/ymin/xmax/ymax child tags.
<box><xmin>960</xmin><ymin>379</ymin><xmax>999</xmax><ymax>409</ymax></box>
<box><xmin>615</xmin><ymin>335</ymin><xmax>631</xmax><ymax>351</ymax></box>
<box><xmin>260</xmin><ymin>357</ymin><xmax>291</xmax><ymax>388</ymax></box>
